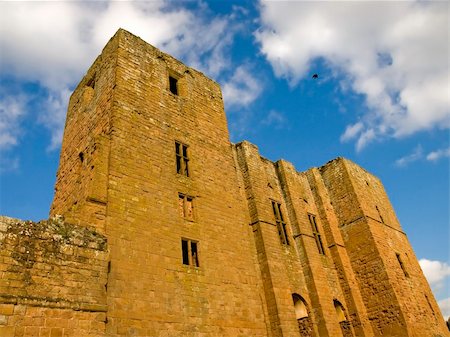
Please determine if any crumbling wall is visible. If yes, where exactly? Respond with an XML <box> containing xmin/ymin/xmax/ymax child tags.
<box><xmin>0</xmin><ymin>216</ymin><xmax>108</xmax><ymax>337</ymax></box>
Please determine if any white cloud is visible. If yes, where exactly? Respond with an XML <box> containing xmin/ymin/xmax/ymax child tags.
<box><xmin>419</xmin><ymin>259</ymin><xmax>450</xmax><ymax>292</ymax></box>
<box><xmin>427</xmin><ymin>147</ymin><xmax>450</xmax><ymax>162</ymax></box>
<box><xmin>0</xmin><ymin>1</ymin><xmax>240</xmax><ymax>150</ymax></box>
<box><xmin>419</xmin><ymin>259</ymin><xmax>450</xmax><ymax>319</ymax></box>
<box><xmin>38</xmin><ymin>89</ymin><xmax>72</xmax><ymax>151</ymax></box>
<box><xmin>222</xmin><ymin>65</ymin><xmax>263</xmax><ymax>109</ymax></box>
<box><xmin>438</xmin><ymin>297</ymin><xmax>450</xmax><ymax>320</ymax></box>
<box><xmin>0</xmin><ymin>94</ymin><xmax>28</xmax><ymax>150</ymax></box>
<box><xmin>256</xmin><ymin>1</ymin><xmax>450</xmax><ymax>150</ymax></box>
<box><xmin>395</xmin><ymin>144</ymin><xmax>423</xmax><ymax>167</ymax></box>
<box><xmin>340</xmin><ymin>122</ymin><xmax>363</xmax><ymax>143</ymax></box>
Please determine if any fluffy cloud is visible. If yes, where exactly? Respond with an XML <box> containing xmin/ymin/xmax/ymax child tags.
<box><xmin>0</xmin><ymin>1</ymin><xmax>240</xmax><ymax>151</ymax></box>
<box><xmin>256</xmin><ymin>1</ymin><xmax>449</xmax><ymax>150</ymax></box>
<box><xmin>419</xmin><ymin>259</ymin><xmax>450</xmax><ymax>318</ymax></box>
<box><xmin>419</xmin><ymin>259</ymin><xmax>450</xmax><ymax>292</ymax></box>
<box><xmin>222</xmin><ymin>65</ymin><xmax>263</xmax><ymax>109</ymax></box>
<box><xmin>427</xmin><ymin>147</ymin><xmax>450</xmax><ymax>162</ymax></box>
<box><xmin>0</xmin><ymin>94</ymin><xmax>27</xmax><ymax>150</ymax></box>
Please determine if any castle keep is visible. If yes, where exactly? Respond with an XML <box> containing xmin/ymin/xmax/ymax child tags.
<box><xmin>0</xmin><ymin>29</ymin><xmax>448</xmax><ymax>337</ymax></box>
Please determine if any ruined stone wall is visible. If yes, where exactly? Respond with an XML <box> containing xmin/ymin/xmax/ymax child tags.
<box><xmin>234</xmin><ymin>144</ymin><xmax>448</xmax><ymax>337</ymax></box>
<box><xmin>305</xmin><ymin>167</ymin><xmax>374</xmax><ymax>337</ymax></box>
<box><xmin>234</xmin><ymin>142</ymin><xmax>373</xmax><ymax>337</ymax></box>
<box><xmin>50</xmin><ymin>33</ymin><xmax>119</xmax><ymax>233</ymax></box>
<box><xmin>234</xmin><ymin>142</ymin><xmax>305</xmax><ymax>337</ymax></box>
<box><xmin>0</xmin><ymin>216</ymin><xmax>108</xmax><ymax>337</ymax></box>
<box><xmin>95</xmin><ymin>29</ymin><xmax>268</xmax><ymax>336</ymax></box>
<box><xmin>320</xmin><ymin>158</ymin><xmax>449</xmax><ymax>337</ymax></box>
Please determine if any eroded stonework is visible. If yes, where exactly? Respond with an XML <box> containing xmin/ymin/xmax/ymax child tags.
<box><xmin>1</xmin><ymin>29</ymin><xmax>448</xmax><ymax>337</ymax></box>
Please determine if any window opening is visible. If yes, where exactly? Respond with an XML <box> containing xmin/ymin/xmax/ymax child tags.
<box><xmin>375</xmin><ymin>205</ymin><xmax>384</xmax><ymax>223</ymax></box>
<box><xmin>396</xmin><ymin>253</ymin><xmax>409</xmax><ymax>277</ymax></box>
<box><xmin>308</xmin><ymin>214</ymin><xmax>325</xmax><ymax>255</ymax></box>
<box><xmin>271</xmin><ymin>201</ymin><xmax>289</xmax><ymax>245</ymax></box>
<box><xmin>424</xmin><ymin>294</ymin><xmax>436</xmax><ymax>317</ymax></box>
<box><xmin>179</xmin><ymin>193</ymin><xmax>194</xmax><ymax>221</ymax></box>
<box><xmin>181</xmin><ymin>239</ymin><xmax>199</xmax><ymax>267</ymax></box>
<box><xmin>182</xmin><ymin>240</ymin><xmax>189</xmax><ymax>265</ymax></box>
<box><xmin>292</xmin><ymin>294</ymin><xmax>313</xmax><ymax>336</ymax></box>
<box><xmin>169</xmin><ymin>76</ymin><xmax>178</xmax><ymax>95</ymax></box>
<box><xmin>86</xmin><ymin>75</ymin><xmax>95</xmax><ymax>89</ymax></box>
<box><xmin>175</xmin><ymin>141</ymin><xmax>189</xmax><ymax>176</ymax></box>
<box><xmin>334</xmin><ymin>300</ymin><xmax>347</xmax><ymax>323</ymax></box>
<box><xmin>292</xmin><ymin>294</ymin><xmax>308</xmax><ymax>319</ymax></box>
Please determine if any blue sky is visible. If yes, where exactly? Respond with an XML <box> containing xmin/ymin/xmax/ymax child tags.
<box><xmin>0</xmin><ymin>0</ymin><xmax>449</xmax><ymax>318</ymax></box>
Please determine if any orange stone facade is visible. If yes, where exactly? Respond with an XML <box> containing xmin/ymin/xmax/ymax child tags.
<box><xmin>0</xmin><ymin>29</ymin><xmax>448</xmax><ymax>337</ymax></box>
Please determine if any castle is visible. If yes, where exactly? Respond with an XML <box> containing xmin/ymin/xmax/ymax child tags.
<box><xmin>0</xmin><ymin>29</ymin><xmax>448</xmax><ymax>337</ymax></box>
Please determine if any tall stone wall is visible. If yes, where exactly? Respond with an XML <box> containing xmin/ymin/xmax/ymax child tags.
<box><xmin>0</xmin><ymin>216</ymin><xmax>108</xmax><ymax>337</ymax></box>
<box><xmin>319</xmin><ymin>158</ymin><xmax>449</xmax><ymax>336</ymax></box>
<box><xmin>234</xmin><ymin>142</ymin><xmax>375</xmax><ymax>337</ymax></box>
<box><xmin>50</xmin><ymin>32</ymin><xmax>118</xmax><ymax>233</ymax></box>
<box><xmin>51</xmin><ymin>29</ymin><xmax>269</xmax><ymax>337</ymax></box>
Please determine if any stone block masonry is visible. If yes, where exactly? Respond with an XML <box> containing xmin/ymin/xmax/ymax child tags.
<box><xmin>1</xmin><ymin>29</ymin><xmax>448</xmax><ymax>336</ymax></box>
<box><xmin>0</xmin><ymin>216</ymin><xmax>108</xmax><ymax>336</ymax></box>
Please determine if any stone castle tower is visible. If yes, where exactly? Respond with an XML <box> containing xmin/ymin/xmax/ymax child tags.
<box><xmin>0</xmin><ymin>29</ymin><xmax>448</xmax><ymax>337</ymax></box>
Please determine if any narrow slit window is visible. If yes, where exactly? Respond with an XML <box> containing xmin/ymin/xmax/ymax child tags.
<box><xmin>425</xmin><ymin>294</ymin><xmax>436</xmax><ymax>317</ymax></box>
<box><xmin>375</xmin><ymin>205</ymin><xmax>384</xmax><ymax>223</ymax></box>
<box><xmin>169</xmin><ymin>76</ymin><xmax>178</xmax><ymax>95</ymax></box>
<box><xmin>181</xmin><ymin>239</ymin><xmax>199</xmax><ymax>267</ymax></box>
<box><xmin>271</xmin><ymin>201</ymin><xmax>289</xmax><ymax>245</ymax></box>
<box><xmin>182</xmin><ymin>239</ymin><xmax>189</xmax><ymax>265</ymax></box>
<box><xmin>175</xmin><ymin>141</ymin><xmax>189</xmax><ymax>176</ymax></box>
<box><xmin>333</xmin><ymin>300</ymin><xmax>347</xmax><ymax>323</ymax></box>
<box><xmin>86</xmin><ymin>75</ymin><xmax>95</xmax><ymax>89</ymax></box>
<box><xmin>396</xmin><ymin>253</ymin><xmax>409</xmax><ymax>277</ymax></box>
<box><xmin>178</xmin><ymin>193</ymin><xmax>194</xmax><ymax>221</ymax></box>
<box><xmin>308</xmin><ymin>214</ymin><xmax>325</xmax><ymax>255</ymax></box>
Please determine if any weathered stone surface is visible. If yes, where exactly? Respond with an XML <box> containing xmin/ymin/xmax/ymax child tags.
<box><xmin>1</xmin><ymin>28</ymin><xmax>448</xmax><ymax>337</ymax></box>
<box><xmin>0</xmin><ymin>216</ymin><xmax>108</xmax><ymax>336</ymax></box>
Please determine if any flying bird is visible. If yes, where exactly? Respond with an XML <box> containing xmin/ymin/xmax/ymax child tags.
<box><xmin>312</xmin><ymin>74</ymin><xmax>319</xmax><ymax>79</ymax></box>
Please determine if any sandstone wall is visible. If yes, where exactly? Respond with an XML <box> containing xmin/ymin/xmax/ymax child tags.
<box><xmin>91</xmin><ymin>29</ymin><xmax>267</xmax><ymax>336</ymax></box>
<box><xmin>320</xmin><ymin>158</ymin><xmax>449</xmax><ymax>337</ymax></box>
<box><xmin>50</xmin><ymin>32</ymin><xmax>118</xmax><ymax>233</ymax></box>
<box><xmin>0</xmin><ymin>216</ymin><xmax>108</xmax><ymax>337</ymax></box>
<box><xmin>234</xmin><ymin>142</ymin><xmax>375</xmax><ymax>337</ymax></box>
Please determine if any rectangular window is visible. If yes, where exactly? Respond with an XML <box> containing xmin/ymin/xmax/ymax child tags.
<box><xmin>308</xmin><ymin>214</ymin><xmax>325</xmax><ymax>255</ymax></box>
<box><xmin>175</xmin><ymin>141</ymin><xmax>189</xmax><ymax>176</ymax></box>
<box><xmin>179</xmin><ymin>193</ymin><xmax>194</xmax><ymax>220</ymax></box>
<box><xmin>181</xmin><ymin>239</ymin><xmax>199</xmax><ymax>267</ymax></box>
<box><xmin>271</xmin><ymin>201</ymin><xmax>289</xmax><ymax>245</ymax></box>
<box><xmin>396</xmin><ymin>253</ymin><xmax>409</xmax><ymax>277</ymax></box>
<box><xmin>169</xmin><ymin>76</ymin><xmax>178</xmax><ymax>95</ymax></box>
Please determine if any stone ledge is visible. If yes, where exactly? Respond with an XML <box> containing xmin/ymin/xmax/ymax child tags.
<box><xmin>0</xmin><ymin>294</ymin><xmax>107</xmax><ymax>313</ymax></box>
<box><xmin>0</xmin><ymin>216</ymin><xmax>107</xmax><ymax>251</ymax></box>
